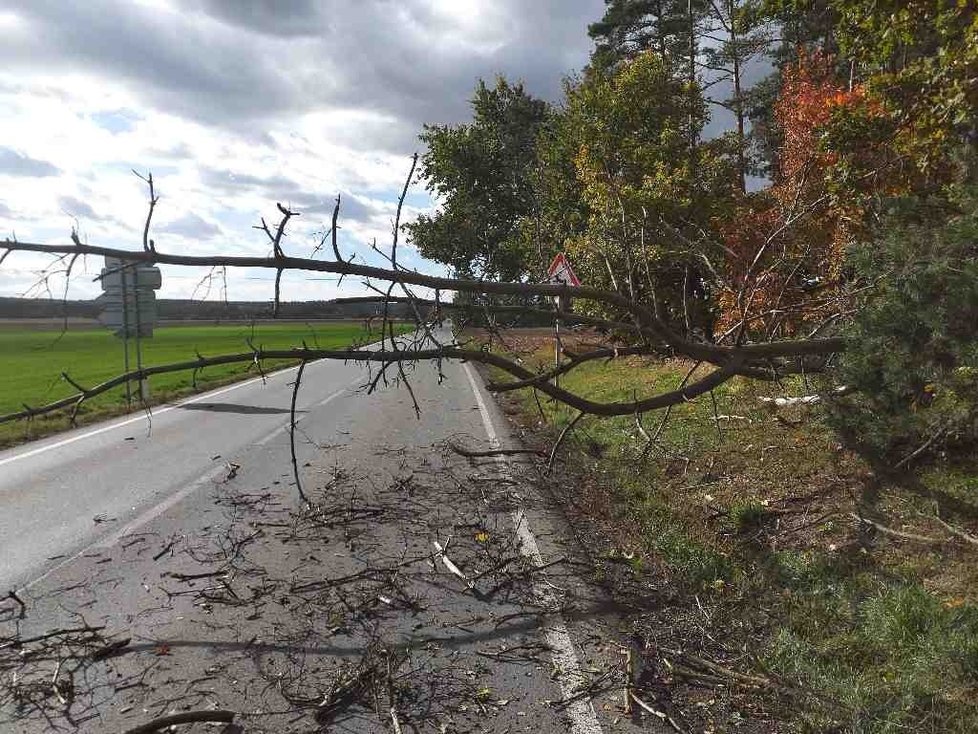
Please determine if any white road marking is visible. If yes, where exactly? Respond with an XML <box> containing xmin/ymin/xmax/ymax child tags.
<box><xmin>254</xmin><ymin>384</ymin><xmax>354</xmax><ymax>447</ymax></box>
<box><xmin>0</xmin><ymin>362</ymin><xmax>307</xmax><ymax>469</ymax></box>
<box><xmin>18</xmin><ymin>378</ymin><xmax>355</xmax><ymax>592</ymax></box>
<box><xmin>462</xmin><ymin>362</ymin><xmax>604</xmax><ymax>734</ymax></box>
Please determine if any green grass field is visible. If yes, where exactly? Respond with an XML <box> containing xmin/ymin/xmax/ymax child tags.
<box><xmin>0</xmin><ymin>321</ymin><xmax>408</xmax><ymax>447</ymax></box>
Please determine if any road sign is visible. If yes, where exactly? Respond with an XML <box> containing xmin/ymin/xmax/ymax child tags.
<box><xmin>544</xmin><ymin>253</ymin><xmax>581</xmax><ymax>381</ymax></box>
<box><xmin>99</xmin><ymin>258</ymin><xmax>162</xmax><ymax>338</ymax></box>
<box><xmin>546</xmin><ymin>252</ymin><xmax>581</xmax><ymax>287</ymax></box>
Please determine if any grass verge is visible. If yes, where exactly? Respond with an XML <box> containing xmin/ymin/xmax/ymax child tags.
<box><xmin>482</xmin><ymin>329</ymin><xmax>978</xmax><ymax>733</ymax></box>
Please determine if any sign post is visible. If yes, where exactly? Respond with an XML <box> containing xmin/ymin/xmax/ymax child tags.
<box><xmin>546</xmin><ymin>253</ymin><xmax>581</xmax><ymax>390</ymax></box>
<box><xmin>96</xmin><ymin>258</ymin><xmax>162</xmax><ymax>406</ymax></box>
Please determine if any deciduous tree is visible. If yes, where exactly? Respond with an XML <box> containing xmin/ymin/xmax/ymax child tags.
<box><xmin>406</xmin><ymin>78</ymin><xmax>549</xmax><ymax>281</ymax></box>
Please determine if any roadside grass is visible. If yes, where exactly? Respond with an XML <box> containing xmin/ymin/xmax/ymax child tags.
<box><xmin>0</xmin><ymin>321</ymin><xmax>410</xmax><ymax>448</ymax></box>
<box><xmin>483</xmin><ymin>332</ymin><xmax>978</xmax><ymax>732</ymax></box>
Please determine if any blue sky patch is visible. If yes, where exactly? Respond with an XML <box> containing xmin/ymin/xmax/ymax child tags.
<box><xmin>90</xmin><ymin>109</ymin><xmax>140</xmax><ymax>134</ymax></box>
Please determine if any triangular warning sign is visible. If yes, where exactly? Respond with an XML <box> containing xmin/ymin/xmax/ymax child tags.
<box><xmin>546</xmin><ymin>252</ymin><xmax>581</xmax><ymax>287</ymax></box>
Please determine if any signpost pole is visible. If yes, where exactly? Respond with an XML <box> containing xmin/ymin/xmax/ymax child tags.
<box><xmin>119</xmin><ymin>262</ymin><xmax>132</xmax><ymax>408</ymax></box>
<box><xmin>98</xmin><ymin>257</ymin><xmax>162</xmax><ymax>407</ymax></box>
<box><xmin>131</xmin><ymin>264</ymin><xmax>147</xmax><ymax>402</ymax></box>
<box><xmin>554</xmin><ymin>309</ymin><xmax>560</xmax><ymax>391</ymax></box>
<box><xmin>546</xmin><ymin>254</ymin><xmax>581</xmax><ymax>395</ymax></box>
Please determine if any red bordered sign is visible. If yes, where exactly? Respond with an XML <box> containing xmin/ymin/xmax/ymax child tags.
<box><xmin>546</xmin><ymin>252</ymin><xmax>581</xmax><ymax>287</ymax></box>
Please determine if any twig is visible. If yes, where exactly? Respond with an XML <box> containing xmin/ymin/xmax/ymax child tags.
<box><xmin>448</xmin><ymin>442</ymin><xmax>543</xmax><ymax>458</ymax></box>
<box><xmin>932</xmin><ymin>514</ymin><xmax>978</xmax><ymax>547</ymax></box>
<box><xmin>290</xmin><ymin>360</ymin><xmax>309</xmax><ymax>504</ymax></box>
<box><xmin>623</xmin><ymin>647</ymin><xmax>635</xmax><ymax>713</ymax></box>
<box><xmin>0</xmin><ymin>625</ymin><xmax>105</xmax><ymax>650</ymax></box>
<box><xmin>89</xmin><ymin>636</ymin><xmax>131</xmax><ymax>661</ymax></box>
<box><xmin>629</xmin><ymin>692</ymin><xmax>687</xmax><ymax>733</ymax></box>
<box><xmin>850</xmin><ymin>513</ymin><xmax>942</xmax><ymax>544</ymax></box>
<box><xmin>133</xmin><ymin>170</ymin><xmax>158</xmax><ymax>253</ymax></box>
<box><xmin>120</xmin><ymin>710</ymin><xmax>235</xmax><ymax>733</ymax></box>
<box><xmin>895</xmin><ymin>423</ymin><xmax>947</xmax><ymax>469</ymax></box>
<box><xmin>390</xmin><ymin>153</ymin><xmax>419</xmax><ymax>269</ymax></box>
<box><xmin>680</xmin><ymin>652</ymin><xmax>770</xmax><ymax>687</ymax></box>
<box><xmin>547</xmin><ymin>410</ymin><xmax>585</xmax><ymax>474</ymax></box>
<box><xmin>153</xmin><ymin>536</ymin><xmax>177</xmax><ymax>561</ymax></box>
<box><xmin>433</xmin><ymin>540</ymin><xmax>473</xmax><ymax>590</ymax></box>
<box><xmin>7</xmin><ymin>589</ymin><xmax>26</xmax><ymax>619</ymax></box>
<box><xmin>331</xmin><ymin>195</ymin><xmax>343</xmax><ymax>262</ymax></box>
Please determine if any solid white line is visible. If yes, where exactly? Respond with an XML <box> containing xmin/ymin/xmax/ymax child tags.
<box><xmin>462</xmin><ymin>362</ymin><xmax>604</xmax><ymax>734</ymax></box>
<box><xmin>0</xmin><ymin>361</ymin><xmax>308</xmax><ymax>469</ymax></box>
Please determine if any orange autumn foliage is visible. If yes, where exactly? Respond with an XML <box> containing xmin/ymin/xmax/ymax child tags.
<box><xmin>716</xmin><ymin>51</ymin><xmax>873</xmax><ymax>338</ymax></box>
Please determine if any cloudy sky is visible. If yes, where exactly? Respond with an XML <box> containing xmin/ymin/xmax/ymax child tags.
<box><xmin>0</xmin><ymin>0</ymin><xmax>603</xmax><ymax>302</ymax></box>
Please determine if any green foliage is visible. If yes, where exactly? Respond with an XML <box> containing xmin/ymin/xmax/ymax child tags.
<box><xmin>829</xmin><ymin>185</ymin><xmax>978</xmax><ymax>464</ymax></box>
<box><xmin>587</xmin><ymin>0</ymin><xmax>698</xmax><ymax>71</ymax></box>
<box><xmin>830</xmin><ymin>0</ymin><xmax>978</xmax><ymax>185</ymax></box>
<box><xmin>557</xmin><ymin>52</ymin><xmax>735</xmax><ymax>329</ymax></box>
<box><xmin>514</xmin><ymin>89</ymin><xmax>590</xmax><ymax>267</ymax></box>
<box><xmin>406</xmin><ymin>77</ymin><xmax>549</xmax><ymax>280</ymax></box>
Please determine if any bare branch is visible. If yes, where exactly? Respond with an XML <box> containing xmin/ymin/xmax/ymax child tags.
<box><xmin>547</xmin><ymin>411</ymin><xmax>585</xmax><ymax>473</ymax></box>
<box><xmin>0</xmin><ymin>239</ymin><xmax>845</xmax><ymax>370</ymax></box>
<box><xmin>120</xmin><ymin>710</ymin><xmax>235</xmax><ymax>734</ymax></box>
<box><xmin>331</xmin><ymin>194</ymin><xmax>342</xmax><ymax>261</ymax></box>
<box><xmin>0</xmin><ymin>345</ymin><xmax>745</xmax><ymax>425</ymax></box>
<box><xmin>390</xmin><ymin>153</ymin><xmax>418</xmax><ymax>269</ymax></box>
<box><xmin>290</xmin><ymin>360</ymin><xmax>309</xmax><ymax>503</ymax></box>
<box><xmin>132</xmin><ymin>170</ymin><xmax>158</xmax><ymax>253</ymax></box>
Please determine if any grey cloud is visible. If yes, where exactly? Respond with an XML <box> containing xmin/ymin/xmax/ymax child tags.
<box><xmin>59</xmin><ymin>195</ymin><xmax>110</xmax><ymax>222</ymax></box>
<box><xmin>160</xmin><ymin>212</ymin><xmax>222</xmax><ymax>239</ymax></box>
<box><xmin>290</xmin><ymin>193</ymin><xmax>378</xmax><ymax>223</ymax></box>
<box><xmin>145</xmin><ymin>142</ymin><xmax>196</xmax><ymax>161</ymax></box>
<box><xmin>5</xmin><ymin>1</ymin><xmax>301</xmax><ymax>126</ymax></box>
<box><xmin>4</xmin><ymin>0</ymin><xmax>604</xmax><ymax>152</ymax></box>
<box><xmin>196</xmin><ymin>168</ymin><xmax>379</xmax><ymax>224</ymax></box>
<box><xmin>0</xmin><ymin>146</ymin><xmax>60</xmax><ymax>177</ymax></box>
<box><xmin>334</xmin><ymin>195</ymin><xmax>374</xmax><ymax>223</ymax></box>
<box><xmin>200</xmin><ymin>168</ymin><xmax>304</xmax><ymax>197</ymax></box>
<box><xmin>189</xmin><ymin>0</ymin><xmax>327</xmax><ymax>38</ymax></box>
<box><xmin>0</xmin><ymin>201</ymin><xmax>12</xmax><ymax>218</ymax></box>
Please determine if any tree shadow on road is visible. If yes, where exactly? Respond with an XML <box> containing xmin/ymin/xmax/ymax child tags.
<box><xmin>178</xmin><ymin>402</ymin><xmax>303</xmax><ymax>415</ymax></box>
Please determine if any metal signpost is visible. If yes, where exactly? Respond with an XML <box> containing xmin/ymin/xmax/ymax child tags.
<box><xmin>96</xmin><ymin>257</ymin><xmax>162</xmax><ymax>406</ymax></box>
<box><xmin>546</xmin><ymin>253</ymin><xmax>581</xmax><ymax>389</ymax></box>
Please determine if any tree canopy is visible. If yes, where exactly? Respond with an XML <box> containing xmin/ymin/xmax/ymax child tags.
<box><xmin>404</xmin><ymin>0</ymin><xmax>978</xmax><ymax>464</ymax></box>
<box><xmin>405</xmin><ymin>78</ymin><xmax>549</xmax><ymax>281</ymax></box>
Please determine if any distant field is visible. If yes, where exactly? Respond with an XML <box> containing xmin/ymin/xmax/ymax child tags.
<box><xmin>0</xmin><ymin>321</ymin><xmax>409</xmax><ymax>447</ymax></box>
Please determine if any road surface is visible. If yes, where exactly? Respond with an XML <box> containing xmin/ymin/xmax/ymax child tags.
<box><xmin>0</xmin><ymin>356</ymin><xmax>364</xmax><ymax>592</ymax></box>
<box><xmin>0</xmin><ymin>335</ymin><xmax>655</xmax><ymax>732</ymax></box>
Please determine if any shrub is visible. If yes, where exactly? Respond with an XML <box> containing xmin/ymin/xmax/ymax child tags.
<box><xmin>828</xmin><ymin>185</ymin><xmax>978</xmax><ymax>466</ymax></box>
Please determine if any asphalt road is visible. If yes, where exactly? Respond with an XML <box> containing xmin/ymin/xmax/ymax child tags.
<box><xmin>0</xmin><ymin>356</ymin><xmax>364</xmax><ymax>592</ymax></box>
<box><xmin>0</xmin><ymin>334</ymin><xmax>657</xmax><ymax>733</ymax></box>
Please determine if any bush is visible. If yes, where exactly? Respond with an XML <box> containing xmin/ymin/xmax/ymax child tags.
<box><xmin>828</xmin><ymin>185</ymin><xmax>978</xmax><ymax>466</ymax></box>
